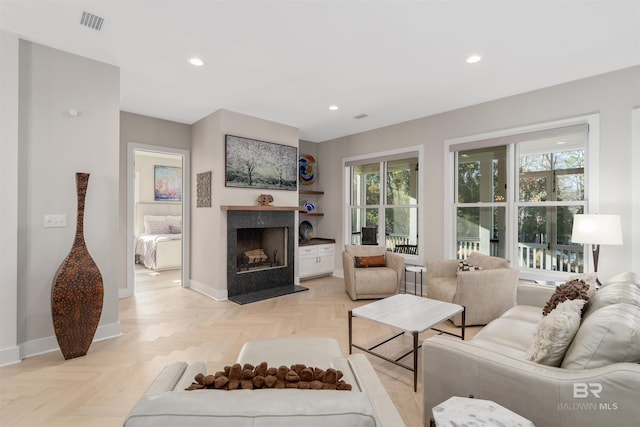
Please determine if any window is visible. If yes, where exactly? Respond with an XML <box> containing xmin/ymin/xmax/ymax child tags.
<box><xmin>456</xmin><ymin>146</ymin><xmax>507</xmax><ymax>258</ymax></box>
<box><xmin>447</xmin><ymin>116</ymin><xmax>598</xmax><ymax>279</ymax></box>
<box><xmin>345</xmin><ymin>149</ymin><xmax>422</xmax><ymax>257</ymax></box>
<box><xmin>517</xmin><ymin>138</ymin><xmax>585</xmax><ymax>273</ymax></box>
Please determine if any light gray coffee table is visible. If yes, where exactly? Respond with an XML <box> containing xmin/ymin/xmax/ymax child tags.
<box><xmin>349</xmin><ymin>294</ymin><xmax>465</xmax><ymax>391</ymax></box>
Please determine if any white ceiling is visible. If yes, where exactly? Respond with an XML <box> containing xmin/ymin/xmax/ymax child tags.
<box><xmin>2</xmin><ymin>1</ymin><xmax>639</xmax><ymax>142</ymax></box>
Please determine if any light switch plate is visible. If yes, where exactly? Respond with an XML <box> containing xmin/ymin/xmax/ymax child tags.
<box><xmin>44</xmin><ymin>214</ymin><xmax>67</xmax><ymax>228</ymax></box>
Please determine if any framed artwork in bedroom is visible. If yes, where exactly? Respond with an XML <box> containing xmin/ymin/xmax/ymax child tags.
<box><xmin>154</xmin><ymin>165</ymin><xmax>182</xmax><ymax>201</ymax></box>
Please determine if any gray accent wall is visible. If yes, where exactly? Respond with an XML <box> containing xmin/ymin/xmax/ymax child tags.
<box><xmin>5</xmin><ymin>39</ymin><xmax>121</xmax><ymax>362</ymax></box>
<box><xmin>317</xmin><ymin>65</ymin><xmax>640</xmax><ymax>280</ymax></box>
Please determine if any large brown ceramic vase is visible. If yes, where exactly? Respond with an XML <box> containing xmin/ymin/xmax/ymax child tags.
<box><xmin>51</xmin><ymin>172</ymin><xmax>104</xmax><ymax>360</ymax></box>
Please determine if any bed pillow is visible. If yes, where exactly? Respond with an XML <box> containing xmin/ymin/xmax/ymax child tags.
<box><xmin>526</xmin><ymin>298</ymin><xmax>586</xmax><ymax>367</ymax></box>
<box><xmin>170</xmin><ymin>224</ymin><xmax>182</xmax><ymax>234</ymax></box>
<box><xmin>167</xmin><ymin>215</ymin><xmax>182</xmax><ymax>227</ymax></box>
<box><xmin>144</xmin><ymin>215</ymin><xmax>170</xmax><ymax>234</ymax></box>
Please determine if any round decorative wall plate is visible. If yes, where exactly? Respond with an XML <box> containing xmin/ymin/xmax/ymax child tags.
<box><xmin>299</xmin><ymin>220</ymin><xmax>314</xmax><ymax>241</ymax></box>
<box><xmin>299</xmin><ymin>155</ymin><xmax>316</xmax><ymax>186</ymax></box>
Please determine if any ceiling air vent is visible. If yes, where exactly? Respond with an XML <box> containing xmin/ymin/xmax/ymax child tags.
<box><xmin>353</xmin><ymin>113</ymin><xmax>369</xmax><ymax>120</ymax></box>
<box><xmin>79</xmin><ymin>11</ymin><xmax>104</xmax><ymax>31</ymax></box>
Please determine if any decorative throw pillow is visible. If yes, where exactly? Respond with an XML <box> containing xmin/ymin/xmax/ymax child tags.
<box><xmin>567</xmin><ymin>273</ymin><xmax>598</xmax><ymax>297</ymax></box>
<box><xmin>526</xmin><ymin>298</ymin><xmax>586</xmax><ymax>367</ymax></box>
<box><xmin>354</xmin><ymin>255</ymin><xmax>386</xmax><ymax>268</ymax></box>
<box><xmin>169</xmin><ymin>224</ymin><xmax>182</xmax><ymax>234</ymax></box>
<box><xmin>458</xmin><ymin>260</ymin><xmax>483</xmax><ymax>272</ymax></box>
<box><xmin>542</xmin><ymin>279</ymin><xmax>590</xmax><ymax>316</ymax></box>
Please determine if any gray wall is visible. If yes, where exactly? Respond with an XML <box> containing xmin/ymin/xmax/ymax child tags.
<box><xmin>318</xmin><ymin>66</ymin><xmax>640</xmax><ymax>280</ymax></box>
<box><xmin>14</xmin><ymin>40</ymin><xmax>120</xmax><ymax>359</ymax></box>
<box><xmin>0</xmin><ymin>30</ymin><xmax>20</xmax><ymax>365</ymax></box>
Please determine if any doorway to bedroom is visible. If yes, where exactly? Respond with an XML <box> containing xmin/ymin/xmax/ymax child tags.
<box><xmin>126</xmin><ymin>144</ymin><xmax>190</xmax><ymax>296</ymax></box>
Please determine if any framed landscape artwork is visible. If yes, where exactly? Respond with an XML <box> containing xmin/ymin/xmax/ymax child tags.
<box><xmin>154</xmin><ymin>165</ymin><xmax>182</xmax><ymax>201</ymax></box>
<box><xmin>225</xmin><ymin>135</ymin><xmax>297</xmax><ymax>191</ymax></box>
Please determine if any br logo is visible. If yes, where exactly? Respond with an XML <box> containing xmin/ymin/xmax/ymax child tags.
<box><xmin>573</xmin><ymin>383</ymin><xmax>602</xmax><ymax>398</ymax></box>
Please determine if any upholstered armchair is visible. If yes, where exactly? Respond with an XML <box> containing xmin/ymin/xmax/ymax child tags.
<box><xmin>342</xmin><ymin>245</ymin><xmax>404</xmax><ymax>300</ymax></box>
<box><xmin>426</xmin><ymin>252</ymin><xmax>519</xmax><ymax>326</ymax></box>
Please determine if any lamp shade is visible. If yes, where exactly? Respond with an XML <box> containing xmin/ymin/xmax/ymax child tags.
<box><xmin>571</xmin><ymin>214</ymin><xmax>623</xmax><ymax>245</ymax></box>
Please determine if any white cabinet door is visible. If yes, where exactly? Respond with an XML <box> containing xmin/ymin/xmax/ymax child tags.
<box><xmin>316</xmin><ymin>244</ymin><xmax>335</xmax><ymax>275</ymax></box>
<box><xmin>298</xmin><ymin>246</ymin><xmax>318</xmax><ymax>279</ymax></box>
<box><xmin>298</xmin><ymin>244</ymin><xmax>335</xmax><ymax>279</ymax></box>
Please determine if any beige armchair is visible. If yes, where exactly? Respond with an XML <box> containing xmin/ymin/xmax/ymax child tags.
<box><xmin>426</xmin><ymin>252</ymin><xmax>519</xmax><ymax>326</ymax></box>
<box><xmin>342</xmin><ymin>245</ymin><xmax>404</xmax><ymax>300</ymax></box>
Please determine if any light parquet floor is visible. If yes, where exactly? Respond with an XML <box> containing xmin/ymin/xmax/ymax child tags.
<box><xmin>0</xmin><ymin>272</ymin><xmax>481</xmax><ymax>427</ymax></box>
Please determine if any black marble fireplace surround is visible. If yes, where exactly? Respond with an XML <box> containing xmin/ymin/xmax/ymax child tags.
<box><xmin>226</xmin><ymin>209</ymin><xmax>307</xmax><ymax>304</ymax></box>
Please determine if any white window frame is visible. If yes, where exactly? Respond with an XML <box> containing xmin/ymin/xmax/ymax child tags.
<box><xmin>444</xmin><ymin>114</ymin><xmax>599</xmax><ymax>282</ymax></box>
<box><xmin>343</xmin><ymin>145</ymin><xmax>424</xmax><ymax>265</ymax></box>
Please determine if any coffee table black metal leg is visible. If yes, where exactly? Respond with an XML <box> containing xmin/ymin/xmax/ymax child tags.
<box><xmin>348</xmin><ymin>310</ymin><xmax>353</xmax><ymax>354</ymax></box>
<box><xmin>413</xmin><ymin>331</ymin><xmax>418</xmax><ymax>392</ymax></box>
<box><xmin>461</xmin><ymin>306</ymin><xmax>466</xmax><ymax>341</ymax></box>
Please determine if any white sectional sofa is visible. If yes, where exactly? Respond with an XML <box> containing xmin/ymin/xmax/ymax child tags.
<box><xmin>422</xmin><ymin>278</ymin><xmax>640</xmax><ymax>427</ymax></box>
<box><xmin>122</xmin><ymin>337</ymin><xmax>406</xmax><ymax>427</ymax></box>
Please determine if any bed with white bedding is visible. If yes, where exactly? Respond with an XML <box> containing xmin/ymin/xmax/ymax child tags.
<box><xmin>135</xmin><ymin>203</ymin><xmax>182</xmax><ymax>271</ymax></box>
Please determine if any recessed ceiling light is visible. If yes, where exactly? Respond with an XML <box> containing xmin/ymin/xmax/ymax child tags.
<box><xmin>556</xmin><ymin>141</ymin><xmax>566</xmax><ymax>145</ymax></box>
<box><xmin>329</xmin><ymin>105</ymin><xmax>339</xmax><ymax>111</ymax></box>
<box><xmin>466</xmin><ymin>55</ymin><xmax>482</xmax><ymax>64</ymax></box>
<box><xmin>189</xmin><ymin>57</ymin><xmax>204</xmax><ymax>66</ymax></box>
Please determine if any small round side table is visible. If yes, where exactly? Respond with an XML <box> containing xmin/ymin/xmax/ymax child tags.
<box><xmin>404</xmin><ymin>265</ymin><xmax>426</xmax><ymax>297</ymax></box>
<box><xmin>431</xmin><ymin>396</ymin><xmax>535</xmax><ymax>426</ymax></box>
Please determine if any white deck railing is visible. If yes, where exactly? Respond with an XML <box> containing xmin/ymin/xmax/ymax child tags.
<box><xmin>456</xmin><ymin>239</ymin><xmax>584</xmax><ymax>273</ymax></box>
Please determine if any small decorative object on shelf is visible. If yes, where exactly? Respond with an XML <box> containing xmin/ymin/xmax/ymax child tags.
<box><xmin>304</xmin><ymin>202</ymin><xmax>315</xmax><ymax>212</ymax></box>
<box><xmin>299</xmin><ymin>154</ymin><xmax>316</xmax><ymax>186</ymax></box>
<box><xmin>299</xmin><ymin>220</ymin><xmax>314</xmax><ymax>241</ymax></box>
<box><xmin>256</xmin><ymin>194</ymin><xmax>274</xmax><ymax>206</ymax></box>
<box><xmin>51</xmin><ymin>172</ymin><xmax>104</xmax><ymax>360</ymax></box>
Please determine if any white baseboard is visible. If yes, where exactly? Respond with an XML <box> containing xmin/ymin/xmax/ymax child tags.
<box><xmin>19</xmin><ymin>321</ymin><xmax>122</xmax><ymax>360</ymax></box>
<box><xmin>118</xmin><ymin>287</ymin><xmax>133</xmax><ymax>299</ymax></box>
<box><xmin>189</xmin><ymin>279</ymin><xmax>228</xmax><ymax>301</ymax></box>
<box><xmin>0</xmin><ymin>345</ymin><xmax>21</xmax><ymax>367</ymax></box>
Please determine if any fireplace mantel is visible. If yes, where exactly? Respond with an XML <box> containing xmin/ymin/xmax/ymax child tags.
<box><xmin>221</xmin><ymin>205</ymin><xmax>300</xmax><ymax>211</ymax></box>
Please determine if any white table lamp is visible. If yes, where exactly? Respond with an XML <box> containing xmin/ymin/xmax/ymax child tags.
<box><xmin>571</xmin><ymin>214</ymin><xmax>623</xmax><ymax>283</ymax></box>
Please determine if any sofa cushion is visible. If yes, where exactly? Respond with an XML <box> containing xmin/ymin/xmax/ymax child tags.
<box><xmin>471</xmin><ymin>306</ymin><xmax>541</xmax><ymax>357</ymax></box>
<box><xmin>466</xmin><ymin>252</ymin><xmax>510</xmax><ymax>270</ymax></box>
<box><xmin>525</xmin><ymin>299</ymin><xmax>586</xmax><ymax>366</ymax></box>
<box><xmin>123</xmin><ymin>390</ymin><xmax>378</xmax><ymax>427</ymax></box>
<box><xmin>583</xmin><ymin>282</ymin><xmax>640</xmax><ymax>319</ymax></box>
<box><xmin>354</xmin><ymin>268</ymin><xmax>398</xmax><ymax>295</ymax></box>
<box><xmin>604</xmin><ymin>271</ymin><xmax>638</xmax><ymax>286</ymax></box>
<box><xmin>561</xmin><ymin>303</ymin><xmax>640</xmax><ymax>369</ymax></box>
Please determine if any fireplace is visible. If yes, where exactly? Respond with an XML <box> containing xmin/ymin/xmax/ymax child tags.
<box><xmin>236</xmin><ymin>227</ymin><xmax>287</xmax><ymax>272</ymax></box>
<box><xmin>226</xmin><ymin>208</ymin><xmax>307</xmax><ymax>304</ymax></box>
